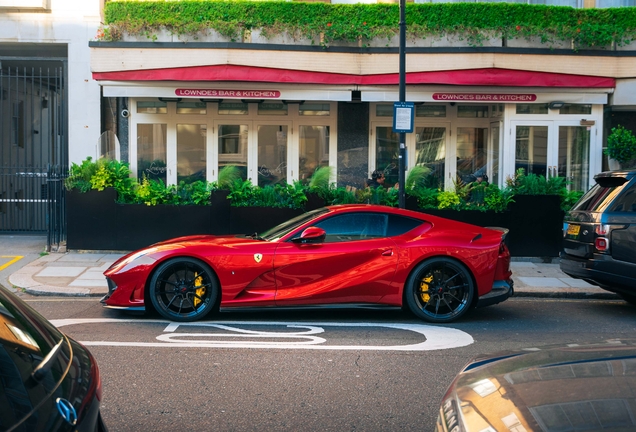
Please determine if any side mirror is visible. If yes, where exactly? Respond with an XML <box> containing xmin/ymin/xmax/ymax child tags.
<box><xmin>292</xmin><ymin>226</ymin><xmax>326</xmax><ymax>244</ymax></box>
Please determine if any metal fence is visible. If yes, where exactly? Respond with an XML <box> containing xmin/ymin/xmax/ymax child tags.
<box><xmin>0</xmin><ymin>63</ymin><xmax>67</xmax><ymax>251</ymax></box>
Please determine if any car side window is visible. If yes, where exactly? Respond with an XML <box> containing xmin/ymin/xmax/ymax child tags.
<box><xmin>313</xmin><ymin>213</ymin><xmax>388</xmax><ymax>242</ymax></box>
<box><xmin>387</xmin><ymin>214</ymin><xmax>424</xmax><ymax>236</ymax></box>
<box><xmin>610</xmin><ymin>184</ymin><xmax>636</xmax><ymax>212</ymax></box>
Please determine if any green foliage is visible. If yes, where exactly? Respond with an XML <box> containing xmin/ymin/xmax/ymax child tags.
<box><xmin>506</xmin><ymin>168</ymin><xmax>566</xmax><ymax>195</ymax></box>
<box><xmin>407</xmin><ymin>187</ymin><xmax>439</xmax><ymax>209</ymax></box>
<box><xmin>326</xmin><ymin>187</ymin><xmax>358</xmax><ymax>205</ymax></box>
<box><xmin>217</xmin><ymin>165</ymin><xmax>242</xmax><ymax>190</ymax></box>
<box><xmin>605</xmin><ymin>125</ymin><xmax>636</xmax><ymax>164</ymax></box>
<box><xmin>483</xmin><ymin>184</ymin><xmax>515</xmax><ymax>213</ymax></box>
<box><xmin>65</xmin><ymin>157</ymin><xmax>98</xmax><ymax>192</ymax></box>
<box><xmin>559</xmin><ymin>188</ymin><xmax>584</xmax><ymax>212</ymax></box>
<box><xmin>227</xmin><ymin>178</ymin><xmax>261</xmax><ymax>207</ymax></box>
<box><xmin>175</xmin><ymin>180</ymin><xmax>212</xmax><ymax>206</ymax></box>
<box><xmin>405</xmin><ymin>166</ymin><xmax>431</xmax><ymax>192</ymax></box>
<box><xmin>103</xmin><ymin>1</ymin><xmax>636</xmax><ymax>49</ymax></box>
<box><xmin>308</xmin><ymin>166</ymin><xmax>332</xmax><ymax>192</ymax></box>
<box><xmin>437</xmin><ymin>191</ymin><xmax>461</xmax><ymax>210</ymax></box>
<box><xmin>135</xmin><ymin>177</ymin><xmax>178</xmax><ymax>206</ymax></box>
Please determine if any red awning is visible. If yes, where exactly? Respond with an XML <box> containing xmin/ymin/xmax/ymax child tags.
<box><xmin>93</xmin><ymin>65</ymin><xmax>615</xmax><ymax>88</ymax></box>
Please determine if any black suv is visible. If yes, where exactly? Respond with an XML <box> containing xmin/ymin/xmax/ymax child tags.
<box><xmin>560</xmin><ymin>170</ymin><xmax>636</xmax><ymax>303</ymax></box>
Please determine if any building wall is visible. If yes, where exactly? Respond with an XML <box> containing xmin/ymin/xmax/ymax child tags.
<box><xmin>0</xmin><ymin>0</ymin><xmax>102</xmax><ymax>165</ymax></box>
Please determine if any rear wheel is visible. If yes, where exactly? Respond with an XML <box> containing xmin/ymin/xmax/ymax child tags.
<box><xmin>405</xmin><ymin>257</ymin><xmax>475</xmax><ymax>323</ymax></box>
<box><xmin>149</xmin><ymin>258</ymin><xmax>219</xmax><ymax>322</ymax></box>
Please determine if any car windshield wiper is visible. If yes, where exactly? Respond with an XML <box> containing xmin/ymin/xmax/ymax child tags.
<box><xmin>31</xmin><ymin>337</ymin><xmax>64</xmax><ymax>382</ymax></box>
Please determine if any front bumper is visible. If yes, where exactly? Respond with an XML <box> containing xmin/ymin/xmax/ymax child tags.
<box><xmin>100</xmin><ymin>277</ymin><xmax>146</xmax><ymax>312</ymax></box>
<box><xmin>476</xmin><ymin>279</ymin><xmax>514</xmax><ymax>308</ymax></box>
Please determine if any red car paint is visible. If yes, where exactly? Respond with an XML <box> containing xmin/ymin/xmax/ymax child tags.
<box><xmin>102</xmin><ymin>205</ymin><xmax>513</xmax><ymax>323</ymax></box>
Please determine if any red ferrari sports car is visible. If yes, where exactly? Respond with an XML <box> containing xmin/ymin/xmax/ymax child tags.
<box><xmin>101</xmin><ymin>205</ymin><xmax>513</xmax><ymax>323</ymax></box>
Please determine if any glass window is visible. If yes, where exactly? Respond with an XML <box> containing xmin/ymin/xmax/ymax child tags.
<box><xmin>559</xmin><ymin>104</ymin><xmax>592</xmax><ymax>115</ymax></box>
<box><xmin>375</xmin><ymin>104</ymin><xmax>393</xmax><ymax>117</ymax></box>
<box><xmin>258</xmin><ymin>125</ymin><xmax>288</xmax><ymax>187</ymax></box>
<box><xmin>177</xmin><ymin>101</ymin><xmax>206</xmax><ymax>115</ymax></box>
<box><xmin>387</xmin><ymin>214</ymin><xmax>424</xmax><ymax>237</ymax></box>
<box><xmin>137</xmin><ymin>101</ymin><xmax>167</xmax><ymax>114</ymax></box>
<box><xmin>457</xmin><ymin>128</ymin><xmax>488</xmax><ymax>183</ymax></box>
<box><xmin>597</xmin><ymin>0</ymin><xmax>636</xmax><ymax>7</ymax></box>
<box><xmin>375</xmin><ymin>126</ymin><xmax>399</xmax><ymax>187</ymax></box>
<box><xmin>177</xmin><ymin>124</ymin><xmax>206</xmax><ymax>184</ymax></box>
<box><xmin>415</xmin><ymin>105</ymin><xmax>446</xmax><ymax>117</ymax></box>
<box><xmin>415</xmin><ymin>127</ymin><xmax>446</xmax><ymax>188</ymax></box>
<box><xmin>517</xmin><ymin>104</ymin><xmax>549</xmax><ymax>114</ymax></box>
<box><xmin>137</xmin><ymin>123</ymin><xmax>167</xmax><ymax>182</ymax></box>
<box><xmin>299</xmin><ymin>103</ymin><xmax>330</xmax><ymax>116</ymax></box>
<box><xmin>218</xmin><ymin>102</ymin><xmax>248</xmax><ymax>115</ymax></box>
<box><xmin>610</xmin><ymin>184</ymin><xmax>636</xmax><ymax>212</ymax></box>
<box><xmin>457</xmin><ymin>105</ymin><xmax>489</xmax><ymax>118</ymax></box>
<box><xmin>218</xmin><ymin>125</ymin><xmax>248</xmax><ymax>181</ymax></box>
<box><xmin>572</xmin><ymin>176</ymin><xmax>629</xmax><ymax>212</ymax></box>
<box><xmin>314</xmin><ymin>213</ymin><xmax>388</xmax><ymax>242</ymax></box>
<box><xmin>558</xmin><ymin>126</ymin><xmax>590</xmax><ymax>192</ymax></box>
<box><xmin>491</xmin><ymin>104</ymin><xmax>504</xmax><ymax>118</ymax></box>
<box><xmin>299</xmin><ymin>126</ymin><xmax>330</xmax><ymax>182</ymax></box>
<box><xmin>515</xmin><ymin>126</ymin><xmax>548</xmax><ymax>177</ymax></box>
<box><xmin>258</xmin><ymin>102</ymin><xmax>288</xmax><ymax>116</ymax></box>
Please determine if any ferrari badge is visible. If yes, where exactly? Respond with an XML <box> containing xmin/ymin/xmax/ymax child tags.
<box><xmin>254</xmin><ymin>253</ymin><xmax>263</xmax><ymax>263</ymax></box>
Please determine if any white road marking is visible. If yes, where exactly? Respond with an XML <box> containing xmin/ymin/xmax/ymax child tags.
<box><xmin>51</xmin><ymin>318</ymin><xmax>474</xmax><ymax>351</ymax></box>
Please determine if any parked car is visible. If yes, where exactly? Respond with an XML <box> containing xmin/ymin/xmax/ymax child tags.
<box><xmin>560</xmin><ymin>170</ymin><xmax>636</xmax><ymax>303</ymax></box>
<box><xmin>0</xmin><ymin>285</ymin><xmax>107</xmax><ymax>432</ymax></box>
<box><xmin>101</xmin><ymin>204</ymin><xmax>513</xmax><ymax>323</ymax></box>
<box><xmin>436</xmin><ymin>339</ymin><xmax>636</xmax><ymax>432</ymax></box>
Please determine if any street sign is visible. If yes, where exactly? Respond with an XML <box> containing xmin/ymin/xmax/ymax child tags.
<box><xmin>393</xmin><ymin>102</ymin><xmax>414</xmax><ymax>133</ymax></box>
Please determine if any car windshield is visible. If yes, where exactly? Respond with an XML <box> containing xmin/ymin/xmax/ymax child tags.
<box><xmin>572</xmin><ymin>176</ymin><xmax>631</xmax><ymax>212</ymax></box>
<box><xmin>260</xmin><ymin>208</ymin><xmax>330</xmax><ymax>241</ymax></box>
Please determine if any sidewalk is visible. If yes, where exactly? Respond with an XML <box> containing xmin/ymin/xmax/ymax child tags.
<box><xmin>5</xmin><ymin>251</ymin><xmax>619</xmax><ymax>300</ymax></box>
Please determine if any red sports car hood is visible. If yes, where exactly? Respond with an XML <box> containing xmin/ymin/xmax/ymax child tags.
<box><xmin>150</xmin><ymin>234</ymin><xmax>253</xmax><ymax>248</ymax></box>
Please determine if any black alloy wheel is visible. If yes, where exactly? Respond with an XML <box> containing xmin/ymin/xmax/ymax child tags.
<box><xmin>405</xmin><ymin>257</ymin><xmax>474</xmax><ymax>323</ymax></box>
<box><xmin>149</xmin><ymin>257</ymin><xmax>219</xmax><ymax>322</ymax></box>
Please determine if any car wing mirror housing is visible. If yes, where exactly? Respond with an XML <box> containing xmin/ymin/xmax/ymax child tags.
<box><xmin>292</xmin><ymin>226</ymin><xmax>326</xmax><ymax>244</ymax></box>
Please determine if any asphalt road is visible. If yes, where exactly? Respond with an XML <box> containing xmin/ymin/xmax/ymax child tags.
<box><xmin>22</xmin><ymin>295</ymin><xmax>636</xmax><ymax>432</ymax></box>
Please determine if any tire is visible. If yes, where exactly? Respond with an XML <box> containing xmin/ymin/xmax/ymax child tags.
<box><xmin>149</xmin><ymin>257</ymin><xmax>219</xmax><ymax>322</ymax></box>
<box><xmin>405</xmin><ymin>257</ymin><xmax>475</xmax><ymax>323</ymax></box>
<box><xmin>618</xmin><ymin>292</ymin><xmax>636</xmax><ymax>306</ymax></box>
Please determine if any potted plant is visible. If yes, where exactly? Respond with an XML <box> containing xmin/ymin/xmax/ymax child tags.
<box><xmin>605</xmin><ymin>125</ymin><xmax>636</xmax><ymax>170</ymax></box>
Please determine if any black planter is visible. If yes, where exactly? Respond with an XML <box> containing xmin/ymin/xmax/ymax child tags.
<box><xmin>506</xmin><ymin>195</ymin><xmax>564</xmax><ymax>258</ymax></box>
<box><xmin>229</xmin><ymin>207</ymin><xmax>304</xmax><ymax>235</ymax></box>
<box><xmin>66</xmin><ymin>188</ymin><xmax>119</xmax><ymax>250</ymax></box>
<box><xmin>116</xmin><ymin>204</ymin><xmax>213</xmax><ymax>250</ymax></box>
<box><xmin>305</xmin><ymin>192</ymin><xmax>326</xmax><ymax>211</ymax></box>
<box><xmin>209</xmin><ymin>190</ymin><xmax>231</xmax><ymax>234</ymax></box>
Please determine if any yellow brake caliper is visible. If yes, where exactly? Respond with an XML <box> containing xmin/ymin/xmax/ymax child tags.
<box><xmin>193</xmin><ymin>272</ymin><xmax>205</xmax><ymax>307</ymax></box>
<box><xmin>419</xmin><ymin>275</ymin><xmax>433</xmax><ymax>303</ymax></box>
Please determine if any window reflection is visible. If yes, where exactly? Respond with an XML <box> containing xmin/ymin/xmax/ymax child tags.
<box><xmin>137</xmin><ymin>123</ymin><xmax>167</xmax><ymax>182</ymax></box>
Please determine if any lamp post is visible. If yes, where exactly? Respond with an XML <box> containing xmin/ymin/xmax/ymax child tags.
<box><xmin>398</xmin><ymin>0</ymin><xmax>406</xmax><ymax>208</ymax></box>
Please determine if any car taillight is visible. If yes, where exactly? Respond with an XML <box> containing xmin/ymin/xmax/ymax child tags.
<box><xmin>593</xmin><ymin>224</ymin><xmax>625</xmax><ymax>254</ymax></box>
<box><xmin>595</xmin><ymin>237</ymin><xmax>609</xmax><ymax>252</ymax></box>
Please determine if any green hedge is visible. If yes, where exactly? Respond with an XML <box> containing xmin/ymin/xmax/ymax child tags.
<box><xmin>102</xmin><ymin>1</ymin><xmax>636</xmax><ymax>47</ymax></box>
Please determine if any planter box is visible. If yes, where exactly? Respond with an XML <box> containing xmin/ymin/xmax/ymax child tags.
<box><xmin>407</xmin><ymin>195</ymin><xmax>564</xmax><ymax>257</ymax></box>
<box><xmin>229</xmin><ymin>207</ymin><xmax>304</xmax><ymax>235</ymax></box>
<box><xmin>66</xmin><ymin>189</ymin><xmax>119</xmax><ymax>250</ymax></box>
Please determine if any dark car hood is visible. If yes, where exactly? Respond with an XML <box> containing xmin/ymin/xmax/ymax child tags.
<box><xmin>443</xmin><ymin>340</ymin><xmax>636</xmax><ymax>432</ymax></box>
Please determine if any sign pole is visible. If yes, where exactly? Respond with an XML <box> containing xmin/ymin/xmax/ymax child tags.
<box><xmin>398</xmin><ymin>0</ymin><xmax>406</xmax><ymax>208</ymax></box>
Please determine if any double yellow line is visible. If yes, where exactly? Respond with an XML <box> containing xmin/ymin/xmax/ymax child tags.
<box><xmin>0</xmin><ymin>256</ymin><xmax>23</xmax><ymax>271</ymax></box>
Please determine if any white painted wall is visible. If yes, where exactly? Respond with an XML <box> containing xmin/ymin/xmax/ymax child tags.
<box><xmin>0</xmin><ymin>0</ymin><xmax>103</xmax><ymax>165</ymax></box>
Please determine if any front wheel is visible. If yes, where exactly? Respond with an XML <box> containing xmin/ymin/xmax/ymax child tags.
<box><xmin>405</xmin><ymin>257</ymin><xmax>475</xmax><ymax>323</ymax></box>
<box><xmin>149</xmin><ymin>258</ymin><xmax>219</xmax><ymax>322</ymax></box>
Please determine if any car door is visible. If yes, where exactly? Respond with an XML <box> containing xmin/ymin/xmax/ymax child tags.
<box><xmin>273</xmin><ymin>212</ymin><xmax>398</xmax><ymax>305</ymax></box>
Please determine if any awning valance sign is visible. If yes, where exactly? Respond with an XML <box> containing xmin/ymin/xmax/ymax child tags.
<box><xmin>432</xmin><ymin>93</ymin><xmax>537</xmax><ymax>102</ymax></box>
<box><xmin>175</xmin><ymin>89</ymin><xmax>281</xmax><ymax>98</ymax></box>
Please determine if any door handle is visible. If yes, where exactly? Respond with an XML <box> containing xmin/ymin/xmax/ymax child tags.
<box><xmin>381</xmin><ymin>249</ymin><xmax>394</xmax><ymax>257</ymax></box>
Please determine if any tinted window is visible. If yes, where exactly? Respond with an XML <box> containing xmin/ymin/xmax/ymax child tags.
<box><xmin>261</xmin><ymin>208</ymin><xmax>330</xmax><ymax>241</ymax></box>
<box><xmin>314</xmin><ymin>213</ymin><xmax>388</xmax><ymax>242</ymax></box>
<box><xmin>610</xmin><ymin>183</ymin><xmax>636</xmax><ymax>212</ymax></box>
<box><xmin>571</xmin><ymin>177</ymin><xmax>631</xmax><ymax>212</ymax></box>
<box><xmin>387</xmin><ymin>214</ymin><xmax>424</xmax><ymax>236</ymax></box>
